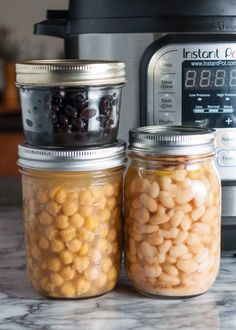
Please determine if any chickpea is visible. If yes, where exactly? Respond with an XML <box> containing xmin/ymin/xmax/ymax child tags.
<box><xmin>99</xmin><ymin>224</ymin><xmax>109</xmax><ymax>238</ymax></box>
<box><xmin>59</xmin><ymin>250</ymin><xmax>74</xmax><ymax>265</ymax></box>
<box><xmin>107</xmin><ymin>197</ymin><xmax>117</xmax><ymax>210</ymax></box>
<box><xmin>31</xmin><ymin>244</ymin><xmax>41</xmax><ymax>260</ymax></box>
<box><xmin>100</xmin><ymin>209</ymin><xmax>111</xmax><ymax>222</ymax></box>
<box><xmin>66</xmin><ymin>239</ymin><xmax>82</xmax><ymax>253</ymax></box>
<box><xmin>70</xmin><ymin>213</ymin><xmax>84</xmax><ymax>229</ymax></box>
<box><xmin>96</xmin><ymin>238</ymin><xmax>108</xmax><ymax>253</ymax></box>
<box><xmin>78</xmin><ymin>228</ymin><xmax>95</xmax><ymax>243</ymax></box>
<box><xmin>74</xmin><ymin>256</ymin><xmax>90</xmax><ymax>273</ymax></box>
<box><xmin>55</xmin><ymin>215</ymin><xmax>69</xmax><ymax>229</ymax></box>
<box><xmin>79</xmin><ymin>242</ymin><xmax>90</xmax><ymax>256</ymax></box>
<box><xmin>60</xmin><ymin>282</ymin><xmax>76</xmax><ymax>297</ymax></box>
<box><xmin>85</xmin><ymin>267</ymin><xmax>100</xmax><ymax>281</ymax></box>
<box><xmin>59</xmin><ymin>226</ymin><xmax>77</xmax><ymax>242</ymax></box>
<box><xmin>107</xmin><ymin>266</ymin><xmax>117</xmax><ymax>282</ymax></box>
<box><xmin>50</xmin><ymin>273</ymin><xmax>64</xmax><ymax>287</ymax></box>
<box><xmin>54</xmin><ymin>188</ymin><xmax>67</xmax><ymax>204</ymax></box>
<box><xmin>90</xmin><ymin>249</ymin><xmax>103</xmax><ymax>263</ymax></box>
<box><xmin>101</xmin><ymin>257</ymin><xmax>113</xmax><ymax>273</ymax></box>
<box><xmin>85</xmin><ymin>215</ymin><xmax>99</xmax><ymax>231</ymax></box>
<box><xmin>95</xmin><ymin>272</ymin><xmax>108</xmax><ymax>288</ymax></box>
<box><xmin>45</xmin><ymin>226</ymin><xmax>58</xmax><ymax>241</ymax></box>
<box><xmin>79</xmin><ymin>205</ymin><xmax>93</xmax><ymax>218</ymax></box>
<box><xmin>60</xmin><ymin>266</ymin><xmax>75</xmax><ymax>281</ymax></box>
<box><xmin>39</xmin><ymin>211</ymin><xmax>53</xmax><ymax>226</ymax></box>
<box><xmin>76</xmin><ymin>278</ymin><xmax>91</xmax><ymax>295</ymax></box>
<box><xmin>48</xmin><ymin>257</ymin><xmax>61</xmax><ymax>272</ymax></box>
<box><xmin>38</xmin><ymin>237</ymin><xmax>50</xmax><ymax>250</ymax></box>
<box><xmin>51</xmin><ymin>239</ymin><xmax>64</xmax><ymax>253</ymax></box>
<box><xmin>80</xmin><ymin>190</ymin><xmax>95</xmax><ymax>205</ymax></box>
<box><xmin>62</xmin><ymin>201</ymin><xmax>78</xmax><ymax>217</ymax></box>
<box><xmin>49</xmin><ymin>186</ymin><xmax>61</xmax><ymax>199</ymax></box>
<box><xmin>46</xmin><ymin>201</ymin><xmax>61</xmax><ymax>217</ymax></box>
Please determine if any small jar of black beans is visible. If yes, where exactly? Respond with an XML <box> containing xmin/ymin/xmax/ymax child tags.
<box><xmin>16</xmin><ymin>60</ymin><xmax>126</xmax><ymax>147</ymax></box>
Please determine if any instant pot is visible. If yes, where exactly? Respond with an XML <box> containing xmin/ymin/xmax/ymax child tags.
<box><xmin>35</xmin><ymin>0</ymin><xmax>236</xmax><ymax>251</ymax></box>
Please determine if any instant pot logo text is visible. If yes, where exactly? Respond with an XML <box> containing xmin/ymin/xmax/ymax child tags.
<box><xmin>225</xmin><ymin>48</ymin><xmax>236</xmax><ymax>59</ymax></box>
<box><xmin>183</xmin><ymin>48</ymin><xmax>220</xmax><ymax>59</ymax></box>
<box><xmin>183</xmin><ymin>48</ymin><xmax>236</xmax><ymax>59</ymax></box>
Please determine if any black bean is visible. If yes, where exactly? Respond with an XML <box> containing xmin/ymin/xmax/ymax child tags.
<box><xmin>99</xmin><ymin>95</ymin><xmax>114</xmax><ymax>115</ymax></box>
<box><xmin>96</xmin><ymin>115</ymin><xmax>107</xmax><ymax>127</ymax></box>
<box><xmin>59</xmin><ymin>114</ymin><xmax>69</xmax><ymax>126</ymax></box>
<box><xmin>52</xmin><ymin>96</ymin><xmax>64</xmax><ymax>107</ymax></box>
<box><xmin>105</xmin><ymin>119</ymin><xmax>114</xmax><ymax>129</ymax></box>
<box><xmin>80</xmin><ymin>108</ymin><xmax>97</xmax><ymax>120</ymax></box>
<box><xmin>72</xmin><ymin>118</ymin><xmax>85</xmax><ymax>130</ymax></box>
<box><xmin>52</xmin><ymin>104</ymin><xmax>61</xmax><ymax>112</ymax></box>
<box><xmin>73</xmin><ymin>91</ymin><xmax>88</xmax><ymax>104</ymax></box>
<box><xmin>102</xmin><ymin>108</ymin><xmax>112</xmax><ymax>119</ymax></box>
<box><xmin>64</xmin><ymin>104</ymin><xmax>78</xmax><ymax>118</ymax></box>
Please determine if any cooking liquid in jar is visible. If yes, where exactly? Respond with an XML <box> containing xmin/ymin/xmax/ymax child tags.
<box><xmin>22</xmin><ymin>169</ymin><xmax>123</xmax><ymax>298</ymax></box>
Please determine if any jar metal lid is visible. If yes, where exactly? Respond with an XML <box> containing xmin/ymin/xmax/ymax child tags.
<box><xmin>15</xmin><ymin>60</ymin><xmax>126</xmax><ymax>86</ymax></box>
<box><xmin>18</xmin><ymin>140</ymin><xmax>127</xmax><ymax>171</ymax></box>
<box><xmin>129</xmin><ymin>126</ymin><xmax>216</xmax><ymax>156</ymax></box>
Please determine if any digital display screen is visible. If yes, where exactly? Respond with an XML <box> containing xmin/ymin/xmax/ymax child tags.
<box><xmin>183</xmin><ymin>67</ymin><xmax>236</xmax><ymax>90</ymax></box>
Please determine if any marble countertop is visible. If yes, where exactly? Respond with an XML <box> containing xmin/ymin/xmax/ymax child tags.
<box><xmin>0</xmin><ymin>207</ymin><xmax>236</xmax><ymax>330</ymax></box>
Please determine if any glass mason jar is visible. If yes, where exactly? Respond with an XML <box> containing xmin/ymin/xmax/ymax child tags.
<box><xmin>18</xmin><ymin>141</ymin><xmax>126</xmax><ymax>299</ymax></box>
<box><xmin>16</xmin><ymin>60</ymin><xmax>126</xmax><ymax>147</ymax></box>
<box><xmin>124</xmin><ymin>126</ymin><xmax>221</xmax><ymax>297</ymax></box>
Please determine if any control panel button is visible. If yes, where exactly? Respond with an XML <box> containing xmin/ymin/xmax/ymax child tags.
<box><xmin>216</xmin><ymin>115</ymin><xmax>236</xmax><ymax>128</ymax></box>
<box><xmin>159</xmin><ymin>94</ymin><xmax>175</xmax><ymax>111</ymax></box>
<box><xmin>217</xmin><ymin>130</ymin><xmax>236</xmax><ymax>148</ymax></box>
<box><xmin>193</xmin><ymin>119</ymin><xmax>210</xmax><ymax>127</ymax></box>
<box><xmin>158</xmin><ymin>60</ymin><xmax>174</xmax><ymax>71</ymax></box>
<box><xmin>159</xmin><ymin>75</ymin><xmax>175</xmax><ymax>90</ymax></box>
<box><xmin>155</xmin><ymin>112</ymin><xmax>175</xmax><ymax>125</ymax></box>
<box><xmin>217</xmin><ymin>150</ymin><xmax>236</xmax><ymax>167</ymax></box>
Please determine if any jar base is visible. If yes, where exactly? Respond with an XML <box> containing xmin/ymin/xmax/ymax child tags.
<box><xmin>34</xmin><ymin>287</ymin><xmax>116</xmax><ymax>300</ymax></box>
<box><xmin>135</xmin><ymin>287</ymin><xmax>208</xmax><ymax>299</ymax></box>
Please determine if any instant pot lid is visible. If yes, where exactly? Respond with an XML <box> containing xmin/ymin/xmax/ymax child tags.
<box><xmin>34</xmin><ymin>0</ymin><xmax>236</xmax><ymax>37</ymax></box>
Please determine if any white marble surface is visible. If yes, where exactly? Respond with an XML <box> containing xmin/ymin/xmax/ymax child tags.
<box><xmin>0</xmin><ymin>207</ymin><xmax>236</xmax><ymax>330</ymax></box>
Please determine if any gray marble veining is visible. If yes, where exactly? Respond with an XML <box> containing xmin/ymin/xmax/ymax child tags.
<box><xmin>0</xmin><ymin>207</ymin><xmax>236</xmax><ymax>330</ymax></box>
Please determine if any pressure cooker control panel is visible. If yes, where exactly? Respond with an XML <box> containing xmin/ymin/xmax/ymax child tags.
<box><xmin>146</xmin><ymin>42</ymin><xmax>236</xmax><ymax>180</ymax></box>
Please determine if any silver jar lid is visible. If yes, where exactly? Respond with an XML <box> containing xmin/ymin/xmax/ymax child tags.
<box><xmin>129</xmin><ymin>126</ymin><xmax>216</xmax><ymax>156</ymax></box>
<box><xmin>16</xmin><ymin>60</ymin><xmax>126</xmax><ymax>86</ymax></box>
<box><xmin>18</xmin><ymin>140</ymin><xmax>127</xmax><ymax>171</ymax></box>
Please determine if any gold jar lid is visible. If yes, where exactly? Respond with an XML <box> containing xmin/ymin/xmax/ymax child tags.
<box><xmin>16</xmin><ymin>60</ymin><xmax>126</xmax><ymax>86</ymax></box>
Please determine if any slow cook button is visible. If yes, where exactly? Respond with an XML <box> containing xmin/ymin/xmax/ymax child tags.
<box><xmin>159</xmin><ymin>75</ymin><xmax>175</xmax><ymax>90</ymax></box>
<box><xmin>217</xmin><ymin>150</ymin><xmax>236</xmax><ymax>167</ymax></box>
<box><xmin>159</xmin><ymin>94</ymin><xmax>175</xmax><ymax>110</ymax></box>
<box><xmin>217</xmin><ymin>130</ymin><xmax>236</xmax><ymax>148</ymax></box>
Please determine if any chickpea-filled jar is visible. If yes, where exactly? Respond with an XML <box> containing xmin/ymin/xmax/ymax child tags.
<box><xmin>18</xmin><ymin>140</ymin><xmax>126</xmax><ymax>298</ymax></box>
<box><xmin>125</xmin><ymin>126</ymin><xmax>221</xmax><ymax>297</ymax></box>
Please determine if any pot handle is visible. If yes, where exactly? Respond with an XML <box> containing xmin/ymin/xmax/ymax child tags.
<box><xmin>34</xmin><ymin>10</ymin><xmax>68</xmax><ymax>39</ymax></box>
